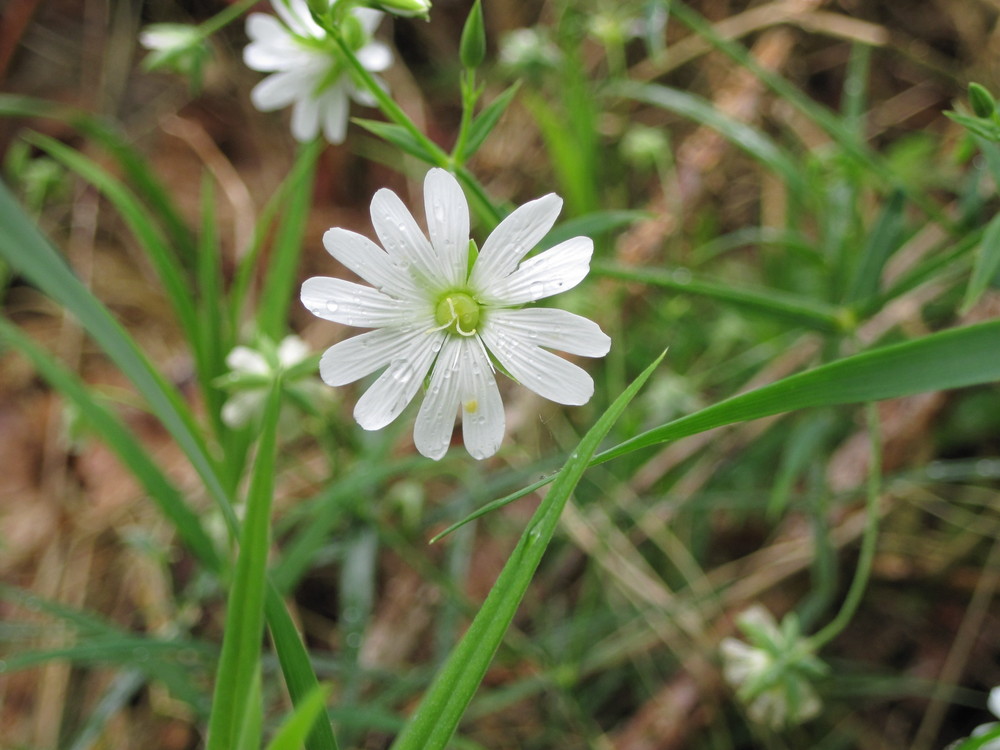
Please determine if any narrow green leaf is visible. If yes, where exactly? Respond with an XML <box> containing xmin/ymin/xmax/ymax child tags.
<box><xmin>263</xmin><ymin>684</ymin><xmax>332</xmax><ymax>750</ymax></box>
<box><xmin>0</xmin><ymin>94</ymin><xmax>197</xmax><ymax>263</ymax></box>
<box><xmin>206</xmin><ymin>382</ymin><xmax>283</xmax><ymax>750</ymax></box>
<box><xmin>0</xmin><ymin>179</ymin><xmax>235</xmax><ymax>530</ymax></box>
<box><xmin>353</xmin><ymin>119</ymin><xmax>439</xmax><ymax>163</ymax></box>
<box><xmin>0</xmin><ymin>319</ymin><xmax>220</xmax><ymax>570</ymax></box>
<box><xmin>434</xmin><ymin>320</ymin><xmax>1000</xmax><ymax>540</ymax></box>
<box><xmin>600</xmin><ymin>320</ymin><xmax>1000</xmax><ymax>463</ymax></box>
<box><xmin>257</xmin><ymin>142</ymin><xmax>320</xmax><ymax>340</ymax></box>
<box><xmin>461</xmin><ymin>82</ymin><xmax>521</xmax><ymax>160</ymax></box>
<box><xmin>389</xmin><ymin>351</ymin><xmax>666</xmax><ymax>750</ymax></box>
<box><xmin>962</xmin><ymin>211</ymin><xmax>1000</xmax><ymax>314</ymax></box>
<box><xmin>845</xmin><ymin>189</ymin><xmax>906</xmax><ymax>303</ymax></box>
<box><xmin>611</xmin><ymin>80</ymin><xmax>805</xmax><ymax>193</ymax></box>
<box><xmin>594</xmin><ymin>262</ymin><xmax>846</xmax><ymax>332</ymax></box>
<box><xmin>26</xmin><ymin>134</ymin><xmax>200</xmax><ymax>345</ymax></box>
<box><xmin>264</xmin><ymin>585</ymin><xmax>341</xmax><ymax>750</ymax></box>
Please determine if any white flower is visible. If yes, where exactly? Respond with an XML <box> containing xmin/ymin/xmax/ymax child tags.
<box><xmin>950</xmin><ymin>687</ymin><xmax>1000</xmax><ymax>750</ymax></box>
<box><xmin>221</xmin><ymin>335</ymin><xmax>311</xmax><ymax>428</ymax></box>
<box><xmin>243</xmin><ymin>0</ymin><xmax>392</xmax><ymax>143</ymax></box>
<box><xmin>301</xmin><ymin>168</ymin><xmax>611</xmax><ymax>460</ymax></box>
<box><xmin>719</xmin><ymin>605</ymin><xmax>826</xmax><ymax>730</ymax></box>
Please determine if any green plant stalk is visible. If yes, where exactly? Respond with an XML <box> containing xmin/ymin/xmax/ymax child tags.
<box><xmin>333</xmin><ymin>32</ymin><xmax>504</xmax><ymax>228</ymax></box>
<box><xmin>389</xmin><ymin>350</ymin><xmax>666</xmax><ymax>750</ymax></box>
<box><xmin>451</xmin><ymin>70</ymin><xmax>480</xmax><ymax>166</ymax></box>
<box><xmin>206</xmin><ymin>381</ymin><xmax>283</xmax><ymax>750</ymax></box>
<box><xmin>808</xmin><ymin>404</ymin><xmax>882</xmax><ymax>649</ymax></box>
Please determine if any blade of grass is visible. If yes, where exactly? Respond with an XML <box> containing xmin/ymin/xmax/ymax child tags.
<box><xmin>263</xmin><ymin>684</ymin><xmax>332</xmax><ymax>750</ymax></box>
<box><xmin>0</xmin><ymin>179</ymin><xmax>235</xmax><ymax>531</ymax></box>
<box><xmin>593</xmin><ymin>262</ymin><xmax>847</xmax><ymax>332</ymax></box>
<box><xmin>206</xmin><ymin>381</ymin><xmax>282</xmax><ymax>750</ymax></box>
<box><xmin>389</xmin><ymin>350</ymin><xmax>666</xmax><ymax>750</ymax></box>
<box><xmin>25</xmin><ymin>133</ymin><xmax>200</xmax><ymax>347</ymax></box>
<box><xmin>845</xmin><ymin>189</ymin><xmax>907</xmax><ymax>304</ymax></box>
<box><xmin>961</xmin><ymin>211</ymin><xmax>1000</xmax><ymax>314</ymax></box>
<box><xmin>0</xmin><ymin>94</ymin><xmax>197</xmax><ymax>263</ymax></box>
<box><xmin>434</xmin><ymin>320</ymin><xmax>1000</xmax><ymax>540</ymax></box>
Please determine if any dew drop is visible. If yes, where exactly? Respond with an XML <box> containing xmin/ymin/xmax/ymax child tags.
<box><xmin>326</xmin><ymin>301</ymin><xmax>340</xmax><ymax>313</ymax></box>
<box><xmin>672</xmin><ymin>268</ymin><xmax>693</xmax><ymax>285</ymax></box>
<box><xmin>529</xmin><ymin>280</ymin><xmax>546</xmax><ymax>298</ymax></box>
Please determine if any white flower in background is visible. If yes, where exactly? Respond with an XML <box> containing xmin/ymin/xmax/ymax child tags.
<box><xmin>948</xmin><ymin>688</ymin><xmax>1000</xmax><ymax>750</ymax></box>
<box><xmin>720</xmin><ymin>605</ymin><xmax>827</xmax><ymax>730</ymax></box>
<box><xmin>301</xmin><ymin>168</ymin><xmax>610</xmax><ymax>460</ymax></box>
<box><xmin>243</xmin><ymin>0</ymin><xmax>392</xmax><ymax>143</ymax></box>
<box><xmin>221</xmin><ymin>335</ymin><xmax>311</xmax><ymax>428</ymax></box>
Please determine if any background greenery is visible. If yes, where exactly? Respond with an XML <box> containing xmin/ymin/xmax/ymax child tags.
<box><xmin>0</xmin><ymin>0</ymin><xmax>998</xmax><ymax>748</ymax></box>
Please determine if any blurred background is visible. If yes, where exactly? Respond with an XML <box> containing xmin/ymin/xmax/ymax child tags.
<box><xmin>1</xmin><ymin>0</ymin><xmax>999</xmax><ymax>748</ymax></box>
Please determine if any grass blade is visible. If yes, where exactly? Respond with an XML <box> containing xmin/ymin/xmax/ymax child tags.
<box><xmin>389</xmin><ymin>350</ymin><xmax>666</xmax><ymax>750</ymax></box>
<box><xmin>961</xmin><ymin>211</ymin><xmax>1000</xmax><ymax>314</ymax></box>
<box><xmin>206</xmin><ymin>382</ymin><xmax>282</xmax><ymax>750</ymax></box>
<box><xmin>0</xmin><ymin>179</ymin><xmax>235</xmax><ymax>529</ymax></box>
<box><xmin>263</xmin><ymin>684</ymin><xmax>332</xmax><ymax>750</ymax></box>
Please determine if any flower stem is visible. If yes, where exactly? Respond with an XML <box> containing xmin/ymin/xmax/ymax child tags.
<box><xmin>195</xmin><ymin>0</ymin><xmax>260</xmax><ymax>42</ymax></box>
<box><xmin>806</xmin><ymin>403</ymin><xmax>882</xmax><ymax>650</ymax></box>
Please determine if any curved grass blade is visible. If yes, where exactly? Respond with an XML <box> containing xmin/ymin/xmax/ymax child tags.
<box><xmin>263</xmin><ymin>684</ymin><xmax>332</xmax><ymax>750</ymax></box>
<box><xmin>434</xmin><ymin>320</ymin><xmax>1000</xmax><ymax>541</ymax></box>
<box><xmin>0</xmin><ymin>318</ymin><xmax>220</xmax><ymax>570</ymax></box>
<box><xmin>206</xmin><ymin>382</ymin><xmax>282</xmax><ymax>750</ymax></box>
<box><xmin>0</xmin><ymin>179</ymin><xmax>235</xmax><ymax>529</ymax></box>
<box><xmin>961</xmin><ymin>211</ymin><xmax>1000</xmax><ymax>314</ymax></box>
<box><xmin>593</xmin><ymin>262</ymin><xmax>845</xmax><ymax>332</ymax></box>
<box><xmin>389</xmin><ymin>350</ymin><xmax>666</xmax><ymax>750</ymax></box>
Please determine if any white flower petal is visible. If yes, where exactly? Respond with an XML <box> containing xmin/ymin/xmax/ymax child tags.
<box><xmin>319</xmin><ymin>324</ymin><xmax>433</xmax><ymax>386</ymax></box>
<box><xmin>226</xmin><ymin>346</ymin><xmax>269</xmax><ymax>375</ymax></box>
<box><xmin>370</xmin><ymin>187</ymin><xmax>443</xmax><ymax>284</ymax></box>
<box><xmin>222</xmin><ymin>390</ymin><xmax>266</xmax><ymax>428</ymax></box>
<box><xmin>319</xmin><ymin>84</ymin><xmax>350</xmax><ymax>144</ymax></box>
<box><xmin>250</xmin><ymin>69</ymin><xmax>310</xmax><ymax>111</ymax></box>
<box><xmin>990</xmin><ymin>687</ymin><xmax>1000</xmax><ymax>720</ymax></box>
<box><xmin>353</xmin><ymin>334</ymin><xmax>440</xmax><ymax>430</ymax></box>
<box><xmin>272</xmin><ymin>0</ymin><xmax>322</xmax><ymax>38</ymax></box>
<box><xmin>277</xmin><ymin>335</ymin><xmax>309</xmax><ymax>367</ymax></box>
<box><xmin>485</xmin><ymin>307</ymin><xmax>610</xmax><ymax>357</ymax></box>
<box><xmin>413</xmin><ymin>337</ymin><xmax>463</xmax><ymax>459</ymax></box>
<box><xmin>424</xmin><ymin>169</ymin><xmax>470</xmax><ymax>287</ymax></box>
<box><xmin>481</xmin><ymin>236</ymin><xmax>592</xmax><ymax>304</ymax></box>
<box><xmin>457</xmin><ymin>338</ymin><xmax>504</xmax><ymax>459</ymax></box>
<box><xmin>355</xmin><ymin>8</ymin><xmax>384</xmax><ymax>34</ymax></box>
<box><xmin>322</xmin><ymin>228</ymin><xmax>421</xmax><ymax>298</ymax></box>
<box><xmin>291</xmin><ymin>93</ymin><xmax>322</xmax><ymax>142</ymax></box>
<box><xmin>470</xmin><ymin>193</ymin><xmax>563</xmax><ymax>290</ymax></box>
<box><xmin>480</xmin><ymin>320</ymin><xmax>595</xmax><ymax>405</ymax></box>
<box><xmin>244</xmin><ymin>14</ymin><xmax>310</xmax><ymax>70</ymax></box>
<box><xmin>356</xmin><ymin>41</ymin><xmax>393</xmax><ymax>73</ymax></box>
<box><xmin>301</xmin><ymin>276</ymin><xmax>419</xmax><ymax>327</ymax></box>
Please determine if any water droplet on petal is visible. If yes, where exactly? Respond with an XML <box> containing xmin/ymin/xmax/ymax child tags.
<box><xmin>529</xmin><ymin>280</ymin><xmax>546</xmax><ymax>298</ymax></box>
<box><xmin>326</xmin><ymin>301</ymin><xmax>340</xmax><ymax>313</ymax></box>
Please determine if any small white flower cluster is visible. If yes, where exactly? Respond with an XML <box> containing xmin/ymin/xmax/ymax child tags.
<box><xmin>243</xmin><ymin>0</ymin><xmax>394</xmax><ymax>143</ymax></box>
<box><xmin>719</xmin><ymin>605</ymin><xmax>827</xmax><ymax>730</ymax></box>
<box><xmin>301</xmin><ymin>168</ymin><xmax>610</xmax><ymax>460</ymax></box>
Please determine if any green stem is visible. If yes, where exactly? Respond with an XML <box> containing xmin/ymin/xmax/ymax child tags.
<box><xmin>806</xmin><ymin>402</ymin><xmax>882</xmax><ymax>650</ymax></box>
<box><xmin>451</xmin><ymin>70</ymin><xmax>479</xmax><ymax>166</ymax></box>
<box><xmin>196</xmin><ymin>0</ymin><xmax>260</xmax><ymax>41</ymax></box>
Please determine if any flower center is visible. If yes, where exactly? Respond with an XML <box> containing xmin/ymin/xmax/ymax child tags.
<box><xmin>434</xmin><ymin>291</ymin><xmax>481</xmax><ymax>336</ymax></box>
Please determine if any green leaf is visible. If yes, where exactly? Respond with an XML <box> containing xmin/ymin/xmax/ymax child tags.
<box><xmin>0</xmin><ymin>178</ymin><xmax>235</xmax><ymax>530</ymax></box>
<box><xmin>962</xmin><ymin>211</ymin><xmax>1000</xmax><ymax>314</ymax></box>
<box><xmin>593</xmin><ymin>262</ymin><xmax>846</xmax><ymax>332</ymax></box>
<box><xmin>600</xmin><ymin>320</ymin><xmax>1000</xmax><ymax>463</ymax></box>
<box><xmin>845</xmin><ymin>189</ymin><xmax>906</xmax><ymax>304</ymax></box>
<box><xmin>206</xmin><ymin>382</ymin><xmax>283</xmax><ymax>750</ymax></box>
<box><xmin>353</xmin><ymin>119</ymin><xmax>439</xmax><ymax>163</ymax></box>
<box><xmin>389</xmin><ymin>350</ymin><xmax>666</xmax><ymax>750</ymax></box>
<box><xmin>434</xmin><ymin>320</ymin><xmax>1000</xmax><ymax>540</ymax></box>
<box><xmin>461</xmin><ymin>82</ymin><xmax>520</xmax><ymax>160</ymax></box>
<box><xmin>539</xmin><ymin>210</ymin><xmax>648</xmax><ymax>251</ymax></box>
<box><xmin>263</xmin><ymin>684</ymin><xmax>332</xmax><ymax>750</ymax></box>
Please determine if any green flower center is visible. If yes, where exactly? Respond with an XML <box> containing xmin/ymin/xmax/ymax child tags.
<box><xmin>434</xmin><ymin>291</ymin><xmax>481</xmax><ymax>336</ymax></box>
